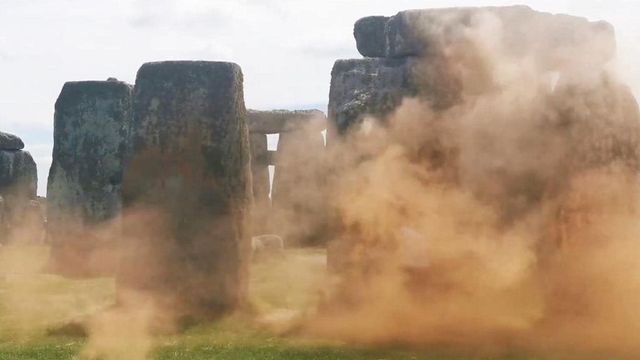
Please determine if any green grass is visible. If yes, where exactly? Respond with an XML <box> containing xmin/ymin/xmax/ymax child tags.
<box><xmin>0</xmin><ymin>245</ymin><xmax>579</xmax><ymax>360</ymax></box>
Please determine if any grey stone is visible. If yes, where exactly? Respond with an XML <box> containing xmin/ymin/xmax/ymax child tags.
<box><xmin>46</xmin><ymin>80</ymin><xmax>132</xmax><ymax>277</ymax></box>
<box><xmin>247</xmin><ymin>109</ymin><xmax>326</xmax><ymax>134</ymax></box>
<box><xmin>328</xmin><ymin>54</ymin><xmax>468</xmax><ymax>135</ymax></box>
<box><xmin>120</xmin><ymin>61</ymin><xmax>252</xmax><ymax>319</ymax></box>
<box><xmin>354</xmin><ymin>16</ymin><xmax>389</xmax><ymax>58</ymax></box>
<box><xmin>0</xmin><ymin>131</ymin><xmax>25</xmax><ymax>150</ymax></box>
<box><xmin>354</xmin><ymin>6</ymin><xmax>616</xmax><ymax>71</ymax></box>
<box><xmin>328</xmin><ymin>58</ymin><xmax>418</xmax><ymax>135</ymax></box>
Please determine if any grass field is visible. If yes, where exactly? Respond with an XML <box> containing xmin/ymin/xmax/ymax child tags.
<box><xmin>0</xmin><ymin>245</ymin><xmax>590</xmax><ymax>360</ymax></box>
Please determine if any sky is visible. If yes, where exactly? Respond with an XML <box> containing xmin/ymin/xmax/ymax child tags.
<box><xmin>1</xmin><ymin>0</ymin><xmax>639</xmax><ymax>196</ymax></box>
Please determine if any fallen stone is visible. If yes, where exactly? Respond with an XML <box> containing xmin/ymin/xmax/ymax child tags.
<box><xmin>251</xmin><ymin>234</ymin><xmax>284</xmax><ymax>256</ymax></box>
<box><xmin>46</xmin><ymin>80</ymin><xmax>132</xmax><ymax>277</ymax></box>
<box><xmin>0</xmin><ymin>131</ymin><xmax>24</xmax><ymax>150</ymax></box>
<box><xmin>120</xmin><ymin>61</ymin><xmax>252</xmax><ymax>319</ymax></box>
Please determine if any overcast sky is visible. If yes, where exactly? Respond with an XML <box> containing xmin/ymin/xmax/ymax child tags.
<box><xmin>1</xmin><ymin>0</ymin><xmax>639</xmax><ymax>195</ymax></box>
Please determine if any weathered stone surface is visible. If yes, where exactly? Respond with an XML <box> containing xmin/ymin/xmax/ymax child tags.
<box><xmin>46</xmin><ymin>80</ymin><xmax>132</xmax><ymax>276</ymax></box>
<box><xmin>271</xmin><ymin>128</ymin><xmax>327</xmax><ymax>245</ymax></box>
<box><xmin>330</xmin><ymin>45</ymin><xmax>486</xmax><ymax>135</ymax></box>
<box><xmin>0</xmin><ymin>149</ymin><xmax>37</xmax><ymax>203</ymax></box>
<box><xmin>354</xmin><ymin>6</ymin><xmax>615</xmax><ymax>71</ymax></box>
<box><xmin>0</xmin><ymin>131</ymin><xmax>25</xmax><ymax>150</ymax></box>
<box><xmin>250</xmin><ymin>133</ymin><xmax>269</xmax><ymax>168</ymax></box>
<box><xmin>247</xmin><ymin>109</ymin><xmax>326</xmax><ymax>134</ymax></box>
<box><xmin>328</xmin><ymin>58</ymin><xmax>418</xmax><ymax>135</ymax></box>
<box><xmin>120</xmin><ymin>61</ymin><xmax>252</xmax><ymax>319</ymax></box>
<box><xmin>0</xmin><ymin>148</ymin><xmax>37</xmax><ymax>244</ymax></box>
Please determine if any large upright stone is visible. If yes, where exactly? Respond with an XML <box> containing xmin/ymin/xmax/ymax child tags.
<box><xmin>120</xmin><ymin>61</ymin><xmax>252</xmax><ymax>319</ymax></box>
<box><xmin>47</xmin><ymin>80</ymin><xmax>132</xmax><ymax>276</ymax></box>
<box><xmin>328</xmin><ymin>58</ymin><xmax>419</xmax><ymax>135</ymax></box>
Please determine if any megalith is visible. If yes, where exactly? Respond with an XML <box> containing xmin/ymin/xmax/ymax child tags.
<box><xmin>333</xmin><ymin>6</ymin><xmax>616</xmax><ymax>136</ymax></box>
<box><xmin>326</xmin><ymin>6</ymin><xmax>622</xmax><ymax>271</ymax></box>
<box><xmin>246</xmin><ymin>109</ymin><xmax>327</xmax><ymax>241</ymax></box>
<box><xmin>353</xmin><ymin>6</ymin><xmax>615</xmax><ymax>65</ymax></box>
<box><xmin>271</xmin><ymin>121</ymin><xmax>327</xmax><ymax>246</ymax></box>
<box><xmin>119</xmin><ymin>61</ymin><xmax>252</xmax><ymax>319</ymax></box>
<box><xmin>0</xmin><ymin>141</ymin><xmax>37</xmax><ymax>202</ymax></box>
<box><xmin>249</xmin><ymin>132</ymin><xmax>270</xmax><ymax>234</ymax></box>
<box><xmin>0</xmin><ymin>131</ymin><xmax>38</xmax><ymax>243</ymax></box>
<box><xmin>46</xmin><ymin>80</ymin><xmax>132</xmax><ymax>276</ymax></box>
<box><xmin>328</xmin><ymin>58</ymin><xmax>420</xmax><ymax>135</ymax></box>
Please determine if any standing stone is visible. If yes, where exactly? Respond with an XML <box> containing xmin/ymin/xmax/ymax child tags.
<box><xmin>328</xmin><ymin>58</ymin><xmax>419</xmax><ymax>135</ymax></box>
<box><xmin>249</xmin><ymin>133</ymin><xmax>270</xmax><ymax>234</ymax></box>
<box><xmin>120</xmin><ymin>61</ymin><xmax>252</xmax><ymax>319</ymax></box>
<box><xmin>328</xmin><ymin>6</ymin><xmax>623</xmax><ymax>272</ymax></box>
<box><xmin>0</xmin><ymin>130</ymin><xmax>37</xmax><ymax>244</ymax></box>
<box><xmin>271</xmin><ymin>125</ymin><xmax>327</xmax><ymax>246</ymax></box>
<box><xmin>47</xmin><ymin>80</ymin><xmax>132</xmax><ymax>276</ymax></box>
